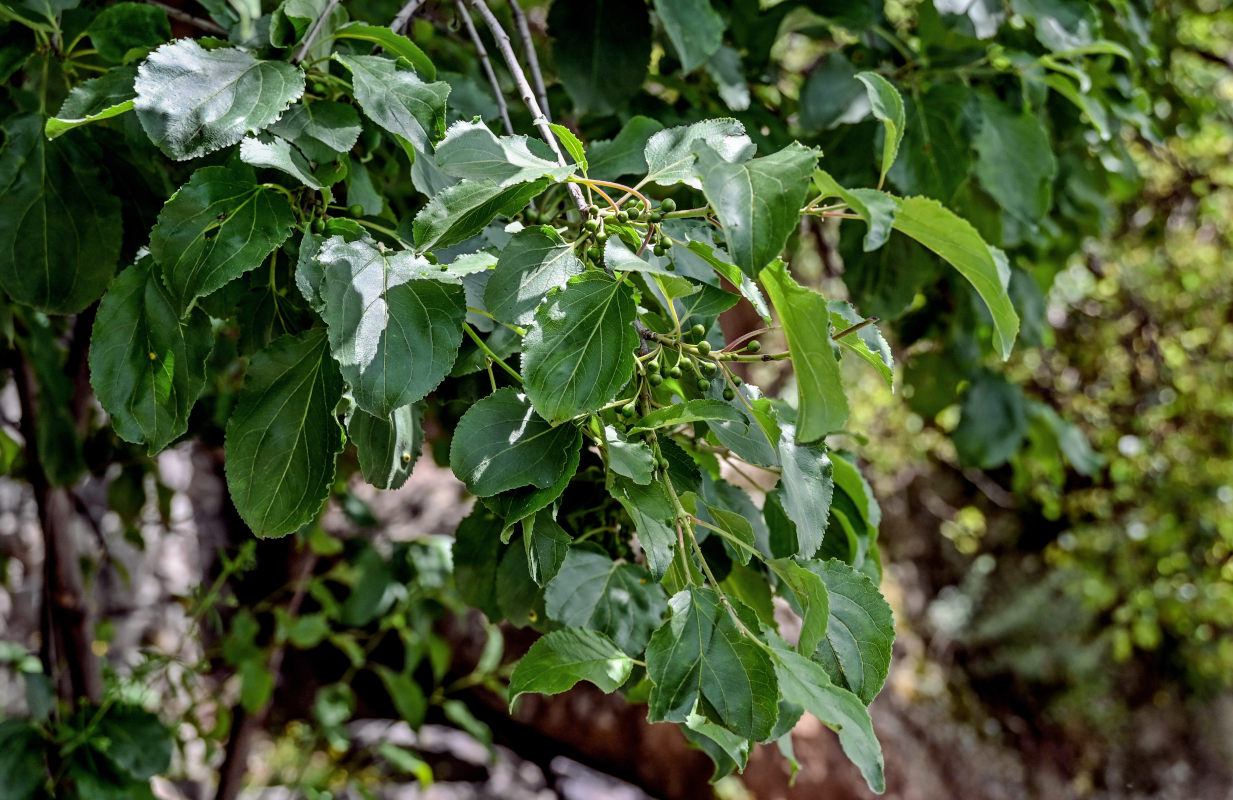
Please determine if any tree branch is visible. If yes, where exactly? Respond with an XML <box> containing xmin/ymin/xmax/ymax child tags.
<box><xmin>467</xmin><ymin>0</ymin><xmax>589</xmax><ymax>216</ymax></box>
<box><xmin>294</xmin><ymin>0</ymin><xmax>343</xmax><ymax>65</ymax></box>
<box><xmin>390</xmin><ymin>0</ymin><xmax>428</xmax><ymax>35</ymax></box>
<box><xmin>508</xmin><ymin>0</ymin><xmax>551</xmax><ymax>124</ymax></box>
<box><xmin>145</xmin><ymin>0</ymin><xmax>226</xmax><ymax>35</ymax></box>
<box><xmin>455</xmin><ymin>0</ymin><xmax>514</xmax><ymax>135</ymax></box>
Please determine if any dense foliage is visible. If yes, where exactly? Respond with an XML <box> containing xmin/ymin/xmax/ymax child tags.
<box><xmin>0</xmin><ymin>0</ymin><xmax>1198</xmax><ymax>796</ymax></box>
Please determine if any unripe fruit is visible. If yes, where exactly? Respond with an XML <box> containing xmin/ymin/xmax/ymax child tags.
<box><xmin>660</xmin><ymin>198</ymin><xmax>676</xmax><ymax>212</ymax></box>
<box><xmin>746</xmin><ymin>340</ymin><xmax>761</xmax><ymax>353</ymax></box>
<box><xmin>348</xmin><ymin>204</ymin><xmax>364</xmax><ymax>217</ymax></box>
<box><xmin>668</xmin><ymin>365</ymin><xmax>683</xmax><ymax>379</ymax></box>
<box><xmin>584</xmin><ymin>218</ymin><xmax>599</xmax><ymax>232</ymax></box>
<box><xmin>653</xmin><ymin>245</ymin><xmax>665</xmax><ymax>257</ymax></box>
<box><xmin>732</xmin><ymin>375</ymin><xmax>743</xmax><ymax>386</ymax></box>
<box><xmin>588</xmin><ymin>204</ymin><xmax>599</xmax><ymax>216</ymax></box>
<box><xmin>648</xmin><ymin>373</ymin><xmax>663</xmax><ymax>387</ymax></box>
<box><xmin>696</xmin><ymin>340</ymin><xmax>711</xmax><ymax>356</ymax></box>
<box><xmin>658</xmin><ymin>456</ymin><xmax>670</xmax><ymax>470</ymax></box>
<box><xmin>696</xmin><ymin>378</ymin><xmax>710</xmax><ymax>391</ymax></box>
<box><xmin>312</xmin><ymin>218</ymin><xmax>325</xmax><ymax>233</ymax></box>
<box><xmin>691</xmin><ymin>323</ymin><xmax>706</xmax><ymax>339</ymax></box>
<box><xmin>621</xmin><ymin>403</ymin><xmax>636</xmax><ymax>418</ymax></box>
<box><xmin>700</xmin><ymin>361</ymin><xmax>717</xmax><ymax>376</ymax></box>
<box><xmin>723</xmin><ymin>387</ymin><xmax>735</xmax><ymax>401</ymax></box>
<box><xmin>646</xmin><ymin>360</ymin><xmax>660</xmax><ymax>374</ymax></box>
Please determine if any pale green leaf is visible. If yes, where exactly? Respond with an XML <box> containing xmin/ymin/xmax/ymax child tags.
<box><xmin>268</xmin><ymin>100</ymin><xmax>362</xmax><ymax>163</ymax></box>
<box><xmin>652</xmin><ymin>0</ymin><xmax>724</xmax><ymax>72</ymax></box>
<box><xmin>544</xmin><ymin>549</ymin><xmax>667</xmax><ymax>655</ymax></box>
<box><xmin>45</xmin><ymin>66</ymin><xmax>135</xmax><ymax>139</ymax></box>
<box><xmin>522</xmin><ymin>272</ymin><xmax>638</xmax><ymax>424</ymax></box>
<box><xmin>224</xmin><ymin>329</ymin><xmax>345</xmax><ymax>538</ymax></box>
<box><xmin>855</xmin><ymin>72</ymin><xmax>905</xmax><ymax>185</ymax></box>
<box><xmin>89</xmin><ymin>259</ymin><xmax>213</xmax><ymax>454</ymax></box>
<box><xmin>548</xmin><ymin>122</ymin><xmax>587</xmax><ymax>171</ymax></box>
<box><xmin>828</xmin><ymin>299</ymin><xmax>893</xmax><ymax>387</ymax></box>
<box><xmin>509</xmin><ymin>628</ymin><xmax>633</xmax><ymax>707</ymax></box>
<box><xmin>776</xmin><ymin>428</ymin><xmax>833</xmax><ymax>558</ymax></box>
<box><xmin>335</xmin><ymin>53</ymin><xmax>448</xmax><ymax>151</ymax></box>
<box><xmin>643</xmin><ymin>118</ymin><xmax>753</xmax><ymax>188</ymax></box>
<box><xmin>334</xmin><ymin>21</ymin><xmax>436</xmax><ymax>80</ymax></box>
<box><xmin>316</xmin><ymin>236</ymin><xmax>465</xmax><ymax>415</ymax></box>
<box><xmin>412</xmin><ymin>178</ymin><xmax>547</xmax><ymax>253</ymax></box>
<box><xmin>483</xmin><ymin>225</ymin><xmax>582</xmax><ymax>325</ymax></box>
<box><xmin>768</xmin><ymin>559</ymin><xmax>829</xmax><ymax>657</ymax></box>
<box><xmin>609</xmin><ymin>477</ymin><xmax>677</xmax><ymax>581</ymax></box>
<box><xmin>134</xmin><ymin>40</ymin><xmax>304</xmax><ymax>160</ymax></box>
<box><xmin>436</xmin><ymin>120</ymin><xmax>574</xmax><ymax>186</ymax></box>
<box><xmin>603</xmin><ymin>425</ymin><xmax>655</xmax><ymax>485</ymax></box>
<box><xmin>240</xmin><ymin>133</ymin><xmax>322</xmax><ymax>189</ymax></box>
<box><xmin>629</xmin><ymin>399</ymin><xmax>745</xmax><ymax>433</ymax></box>
<box><xmin>348</xmin><ymin>403</ymin><xmax>422</xmax><ymax>490</ymax></box>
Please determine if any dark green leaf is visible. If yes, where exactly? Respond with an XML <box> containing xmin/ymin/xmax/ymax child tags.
<box><xmin>316</xmin><ymin>236</ymin><xmax>465</xmax><ymax>415</ymax></box>
<box><xmin>646</xmin><ymin>588</ymin><xmax>778</xmax><ymax>741</ymax></box>
<box><xmin>890</xmin><ymin>196</ymin><xmax>1020</xmax><ymax>358</ymax></box>
<box><xmin>412</xmin><ymin>178</ymin><xmax>548</xmax><ymax>253</ymax></box>
<box><xmin>334</xmin><ymin>21</ymin><xmax>436</xmax><ymax>80</ymax></box>
<box><xmin>798</xmin><ymin>53</ymin><xmax>865</xmax><ymax>135</ymax></box>
<box><xmin>90</xmin><ymin>259</ymin><xmax>213</xmax><ymax>454</ymax></box>
<box><xmin>769</xmin><ymin>559</ymin><xmax>829</xmax><ymax>657</ymax></box>
<box><xmin>349</xmin><ymin>403</ymin><xmax>423</xmax><ymax>490</ymax></box>
<box><xmin>151</xmin><ymin>165</ymin><xmax>296</xmax><ymax>316</ymax></box>
<box><xmin>0</xmin><ymin>720</ymin><xmax>46</xmax><ymax>800</ymax></box>
<box><xmin>509</xmin><ymin>628</ymin><xmax>634</xmax><ymax>707</ymax></box>
<box><xmin>609</xmin><ymin>476</ymin><xmax>678</xmax><ymax>581</ymax></box>
<box><xmin>587</xmin><ymin>115</ymin><xmax>663</xmax><ymax>180</ymax></box>
<box><xmin>629</xmin><ymin>399</ymin><xmax>745</xmax><ymax>433</ymax></box>
<box><xmin>522</xmin><ymin>272</ymin><xmax>638</xmax><ymax>424</ymax></box>
<box><xmin>436</xmin><ymin>120</ymin><xmax>574</xmax><ymax>186</ymax></box>
<box><xmin>802</xmin><ymin>558</ymin><xmax>894</xmax><ymax>705</ymax></box>
<box><xmin>375</xmin><ymin>665</ymin><xmax>427</xmax><ymax>727</ymax></box>
<box><xmin>952</xmin><ymin>370</ymin><xmax>1028</xmax><ymax>468</ymax></box>
<box><xmin>973</xmin><ymin>92</ymin><xmax>1058</xmax><ymax>223</ymax></box>
<box><xmin>524</xmin><ymin>510</ymin><xmax>572</xmax><ymax>585</ymax></box>
<box><xmin>135</xmin><ymin>40</ymin><xmax>305</xmax><ymax>160</ymax></box>
<box><xmin>268</xmin><ymin>100</ymin><xmax>362</xmax><ymax>163</ymax></box>
<box><xmin>545</xmin><ymin>549</ymin><xmax>667</xmax><ymax>655</ymax></box>
<box><xmin>88</xmin><ymin>2</ymin><xmax>168</xmax><ymax>63</ymax></box>
<box><xmin>695</xmin><ymin>142</ymin><xmax>818</xmax><ymax>277</ymax></box>
<box><xmin>769</xmin><ymin>637</ymin><xmax>885</xmax><ymax>793</ymax></box>
<box><xmin>335</xmin><ymin>53</ymin><xmax>448</xmax><ymax>151</ymax></box>
<box><xmin>484</xmin><ymin>225</ymin><xmax>583</xmax><ymax>325</ymax></box>
<box><xmin>761</xmin><ymin>261</ymin><xmax>849</xmax><ymax>442</ymax></box>
<box><xmin>652</xmin><ymin>0</ymin><xmax>724</xmax><ymax>72</ymax></box>
<box><xmin>449</xmin><ymin>387</ymin><xmax>582</xmax><ymax>497</ymax></box>
<box><xmin>224</xmin><ymin>329</ymin><xmax>345</xmax><ymax>538</ymax></box>
<box><xmin>643</xmin><ymin>118</ymin><xmax>753</xmax><ymax>189</ymax></box>
<box><xmin>481</xmin><ymin>442</ymin><xmax>581</xmax><ymax>523</ymax></box>
<box><xmin>548</xmin><ymin>0</ymin><xmax>651</xmax><ymax>115</ymax></box>
<box><xmin>94</xmin><ymin>705</ymin><xmax>171</xmax><ymax>780</ymax></box>
<box><xmin>887</xmin><ymin>85</ymin><xmax>972</xmax><ymax>203</ymax></box>
<box><xmin>0</xmin><ymin>115</ymin><xmax>120</xmax><ymax>314</ymax></box>
<box><xmin>452</xmin><ymin>507</ymin><xmax>504</xmax><ymax>620</ymax></box>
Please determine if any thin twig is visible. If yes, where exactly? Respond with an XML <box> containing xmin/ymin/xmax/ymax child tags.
<box><xmin>455</xmin><ymin>0</ymin><xmax>514</xmax><ymax>135</ymax></box>
<box><xmin>508</xmin><ymin>0</ymin><xmax>550</xmax><ymax>123</ymax></box>
<box><xmin>467</xmin><ymin>0</ymin><xmax>588</xmax><ymax>216</ymax></box>
<box><xmin>146</xmin><ymin>0</ymin><xmax>226</xmax><ymax>35</ymax></box>
<box><xmin>390</xmin><ymin>0</ymin><xmax>428</xmax><ymax>34</ymax></box>
<box><xmin>294</xmin><ymin>0</ymin><xmax>342</xmax><ymax>64</ymax></box>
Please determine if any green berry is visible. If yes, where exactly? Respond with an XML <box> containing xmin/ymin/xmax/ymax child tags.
<box><xmin>658</xmin><ymin>457</ymin><xmax>670</xmax><ymax>470</ymax></box>
<box><xmin>648</xmin><ymin>373</ymin><xmax>663</xmax><ymax>387</ymax></box>
<box><xmin>668</xmin><ymin>365</ymin><xmax>683</xmax><ymax>379</ymax></box>
<box><xmin>646</xmin><ymin>360</ymin><xmax>660</xmax><ymax>374</ymax></box>
<box><xmin>700</xmin><ymin>361</ymin><xmax>717</xmax><ymax>376</ymax></box>
<box><xmin>732</xmin><ymin>375</ymin><xmax>743</xmax><ymax>386</ymax></box>
<box><xmin>660</xmin><ymin>198</ymin><xmax>676</xmax><ymax>213</ymax></box>
<box><xmin>312</xmin><ymin>217</ymin><xmax>326</xmax><ymax>233</ymax></box>
<box><xmin>597</xmin><ymin>232</ymin><xmax>610</xmax><ymax>244</ymax></box>
<box><xmin>588</xmin><ymin>204</ymin><xmax>599</xmax><ymax>216</ymax></box>
<box><xmin>696</xmin><ymin>378</ymin><xmax>710</xmax><ymax>391</ymax></box>
<box><xmin>312</xmin><ymin>81</ymin><xmax>327</xmax><ymax>94</ymax></box>
<box><xmin>696</xmin><ymin>340</ymin><xmax>712</xmax><ymax>356</ymax></box>
<box><xmin>746</xmin><ymin>340</ymin><xmax>761</xmax><ymax>353</ymax></box>
<box><xmin>649</xmin><ymin>211</ymin><xmax>664</xmax><ymax>223</ymax></box>
<box><xmin>653</xmin><ymin>245</ymin><xmax>665</xmax><ymax>257</ymax></box>
<box><xmin>348</xmin><ymin>204</ymin><xmax>364</xmax><ymax>217</ymax></box>
<box><xmin>621</xmin><ymin>403</ymin><xmax>636</xmax><ymax>418</ymax></box>
<box><xmin>662</xmin><ymin>238</ymin><xmax>674</xmax><ymax>249</ymax></box>
<box><xmin>666</xmin><ymin>262</ymin><xmax>676</xmax><ymax>271</ymax></box>
<box><xmin>723</xmin><ymin>387</ymin><xmax>735</xmax><ymax>401</ymax></box>
<box><xmin>584</xmin><ymin>218</ymin><xmax>599</xmax><ymax>232</ymax></box>
<box><xmin>691</xmin><ymin>323</ymin><xmax>706</xmax><ymax>339</ymax></box>
<box><xmin>617</xmin><ymin>210</ymin><xmax>630</xmax><ymax>222</ymax></box>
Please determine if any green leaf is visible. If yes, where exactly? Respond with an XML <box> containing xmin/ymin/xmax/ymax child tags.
<box><xmin>524</xmin><ymin>510</ymin><xmax>572</xmax><ymax>585</ymax></box>
<box><xmin>761</xmin><ymin>261</ymin><xmax>849</xmax><ymax>442</ymax></box>
<box><xmin>134</xmin><ymin>40</ymin><xmax>304</xmax><ymax>160</ymax></box>
<box><xmin>317</xmin><ymin>236</ymin><xmax>465</xmax><ymax>415</ymax></box>
<box><xmin>548</xmin><ymin>0</ymin><xmax>650</xmax><ymax>115</ymax></box>
<box><xmin>603</xmin><ymin>425</ymin><xmax>655</xmax><ymax>485</ymax></box>
<box><xmin>334</xmin><ymin>21</ymin><xmax>436</xmax><ymax>80</ymax></box>
<box><xmin>973</xmin><ymin>92</ymin><xmax>1058</xmax><ymax>223</ymax></box>
<box><xmin>0</xmin><ymin>115</ymin><xmax>121</xmax><ymax>314</ymax></box>
<box><xmin>88</xmin><ymin>2</ymin><xmax>169</xmax><ymax>63</ymax></box>
<box><xmin>375</xmin><ymin>665</ymin><xmax>427</xmax><ymax>727</ymax></box>
<box><xmin>545</xmin><ymin>549</ymin><xmax>667</xmax><ymax>655</ymax></box>
<box><xmin>769</xmin><ymin>559</ymin><xmax>829</xmax><ymax>657</ymax></box>
<box><xmin>436</xmin><ymin>120</ymin><xmax>575</xmax><ymax>186</ymax></box>
<box><xmin>629</xmin><ymin>399</ymin><xmax>745</xmax><ymax>433</ymax></box>
<box><xmin>683</xmin><ymin>708</ymin><xmax>750</xmax><ymax>779</ymax></box>
<box><xmin>695</xmin><ymin>141</ymin><xmax>818</xmax><ymax>277</ymax></box>
<box><xmin>952</xmin><ymin>370</ymin><xmax>1028</xmax><ymax>468</ymax></box>
<box><xmin>830</xmin><ymin>452</ymin><xmax>881</xmax><ymax>530</ymax></box>
<box><xmin>652</xmin><ymin>0</ymin><xmax>724</xmax><ymax>72</ymax></box>
<box><xmin>412</xmin><ymin>178</ymin><xmax>547</xmax><ymax>253</ymax></box>
<box><xmin>798</xmin><ymin>53</ymin><xmax>866</xmax><ymax>134</ymax></box>
<box><xmin>481</xmin><ymin>443</ymin><xmax>580</xmax><ymax>523</ymax></box>
<box><xmin>45</xmin><ymin>66</ymin><xmax>135</xmax><ymax>139</ymax></box>
<box><xmin>706</xmin><ymin>44</ymin><xmax>751</xmax><ymax>112</ymax></box>
<box><xmin>523</xmin><ymin>272</ymin><xmax>638</xmax><ymax>424</ymax></box>
<box><xmin>269</xmin><ymin>0</ymin><xmax>330</xmax><ymax>47</ymax></box>
<box><xmin>452</xmin><ymin>508</ymin><xmax>504</xmax><ymax>620</ymax></box>
<box><xmin>646</xmin><ymin>588</ymin><xmax>778</xmax><ymax>741</ymax></box>
<box><xmin>509</xmin><ymin>628</ymin><xmax>634</xmax><ymax>707</ymax></box>
<box><xmin>240</xmin><ymin>134</ymin><xmax>322</xmax><ymax>189</ymax></box>
<box><xmin>0</xmin><ymin>720</ymin><xmax>44</xmax><ymax>800</ymax></box>
<box><xmin>151</xmin><ymin>165</ymin><xmax>296</xmax><ymax>316</ymax></box>
<box><xmin>588</xmin><ymin>115</ymin><xmax>663</xmax><ymax>180</ymax></box>
<box><xmin>829</xmin><ymin>300</ymin><xmax>893</xmax><ymax>387</ymax></box>
<box><xmin>89</xmin><ymin>259</ymin><xmax>213</xmax><ymax>454</ymax></box>
<box><xmin>334</xmin><ymin>53</ymin><xmax>449</xmax><ymax>151</ymax></box>
<box><xmin>497</xmin><ymin>544</ymin><xmax>547</xmax><ymax>627</ymax></box>
<box><xmin>1010</xmin><ymin>0</ymin><xmax>1099</xmax><ymax>52</ymax></box>
<box><xmin>643</xmin><ymin>118</ymin><xmax>753</xmax><ymax>189</ymax></box>
<box><xmin>776</xmin><ymin>430</ymin><xmax>833</xmax><ymax>558</ymax></box>
<box><xmin>855</xmin><ymin>72</ymin><xmax>905</xmax><ymax>185</ymax></box>
<box><xmin>0</xmin><ymin>0</ymin><xmax>77</xmax><ymax>30</ymax></box>
<box><xmin>890</xmin><ymin>195</ymin><xmax>1020</xmax><ymax>359</ymax></box>
<box><xmin>887</xmin><ymin>85</ymin><xmax>972</xmax><ymax>203</ymax></box>
<box><xmin>697</xmin><ymin>497</ymin><xmax>757</xmax><ymax>565</ymax></box>
<box><xmin>224</xmin><ymin>329</ymin><xmax>345</xmax><ymax>538</ymax></box>
<box><xmin>803</xmin><ymin>559</ymin><xmax>894</xmax><ymax>705</ymax></box>
<box><xmin>268</xmin><ymin>100</ymin><xmax>362</xmax><ymax>163</ymax></box>
<box><xmin>609</xmin><ymin>476</ymin><xmax>677</xmax><ymax>581</ymax></box>
<box><xmin>349</xmin><ymin>403</ymin><xmax>422</xmax><ymax>490</ymax></box>
<box><xmin>813</xmin><ymin>169</ymin><xmax>896</xmax><ymax>252</ymax></box>
<box><xmin>450</xmin><ymin>388</ymin><xmax>582</xmax><ymax>497</ymax></box>
<box><xmin>706</xmin><ymin>383</ymin><xmax>780</xmax><ymax>467</ymax></box>
<box><xmin>548</xmin><ymin>123</ymin><xmax>587</xmax><ymax>171</ymax></box>
<box><xmin>94</xmin><ymin>705</ymin><xmax>171</xmax><ymax>780</ymax></box>
<box><xmin>483</xmin><ymin>225</ymin><xmax>583</xmax><ymax>325</ymax></box>
<box><xmin>769</xmin><ymin>638</ymin><xmax>885</xmax><ymax>793</ymax></box>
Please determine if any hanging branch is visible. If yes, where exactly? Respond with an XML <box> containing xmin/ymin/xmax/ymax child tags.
<box><xmin>294</xmin><ymin>0</ymin><xmax>343</xmax><ymax>64</ymax></box>
<box><xmin>390</xmin><ymin>0</ymin><xmax>428</xmax><ymax>34</ymax></box>
<box><xmin>456</xmin><ymin>0</ymin><xmax>515</xmax><ymax>135</ymax></box>
<box><xmin>145</xmin><ymin>0</ymin><xmax>226</xmax><ymax>35</ymax></box>
<box><xmin>467</xmin><ymin>0</ymin><xmax>589</xmax><ymax>215</ymax></box>
<box><xmin>508</xmin><ymin>0</ymin><xmax>551</xmax><ymax>123</ymax></box>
